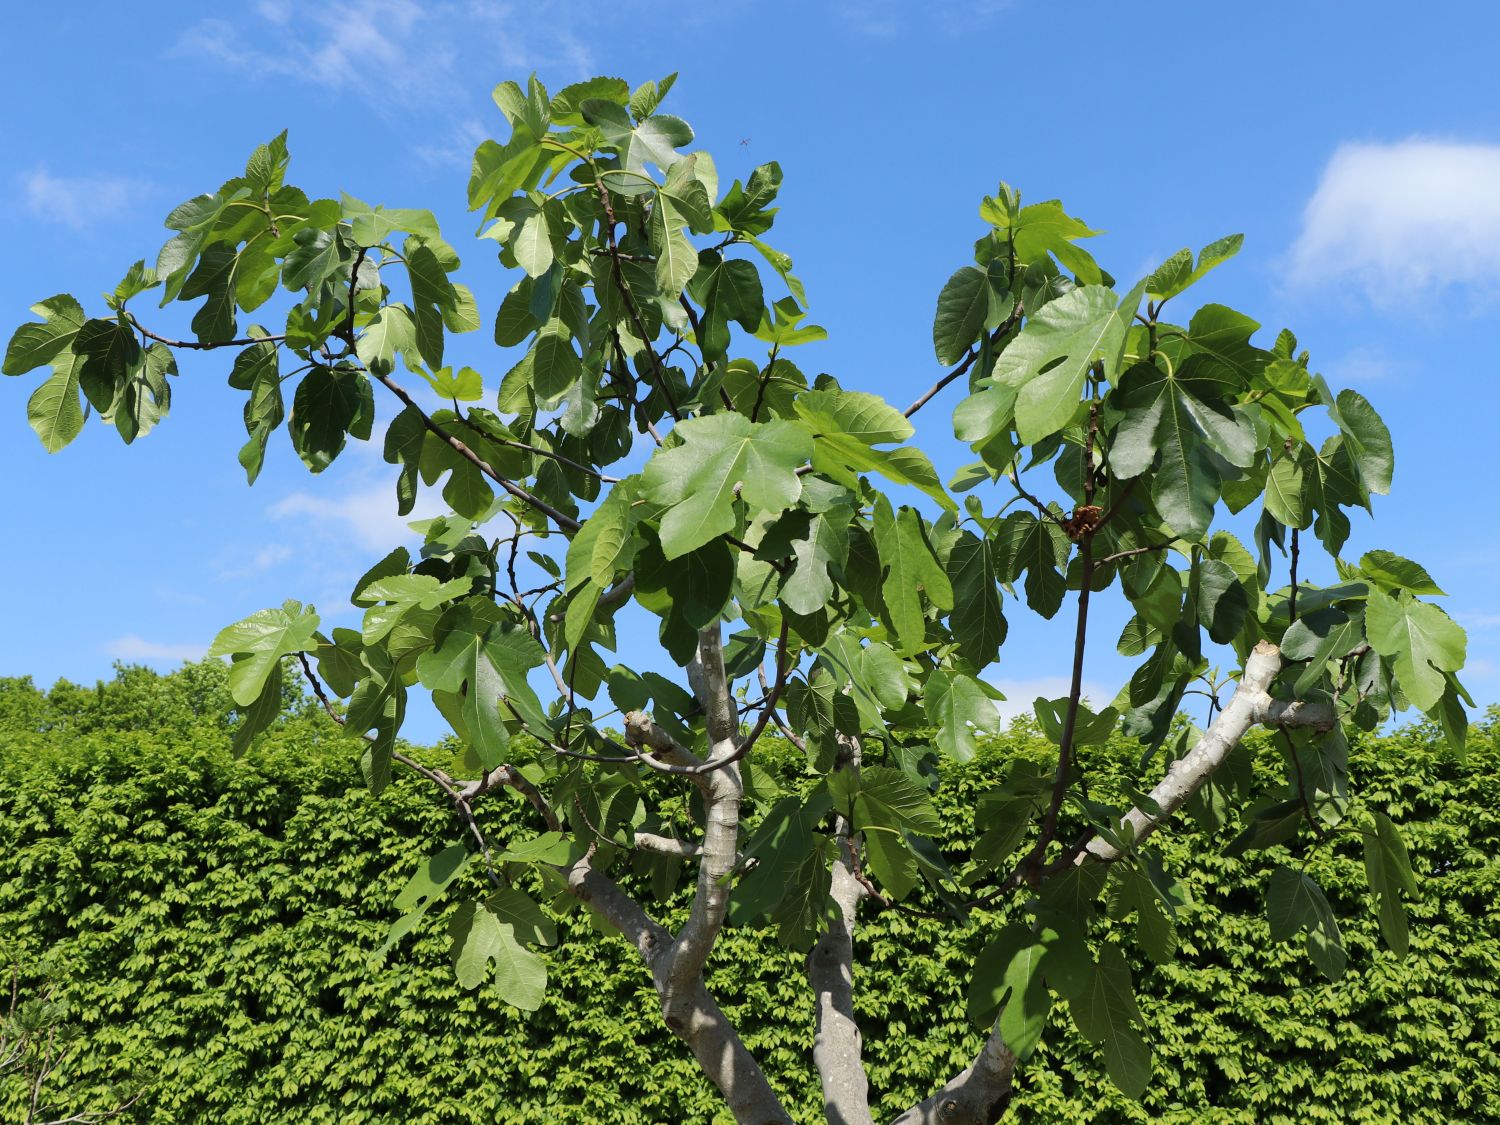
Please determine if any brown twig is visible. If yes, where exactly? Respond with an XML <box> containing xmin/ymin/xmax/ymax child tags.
<box><xmin>903</xmin><ymin>303</ymin><xmax>1023</xmax><ymax>419</ymax></box>
<box><xmin>1024</xmin><ymin>398</ymin><xmax>1099</xmax><ymax>876</ymax></box>
<box><xmin>1289</xmin><ymin>527</ymin><xmax>1300</xmax><ymax>624</ymax></box>
<box><xmin>452</xmin><ymin>412</ymin><xmax>622</xmax><ymax>483</ymax></box>
<box><xmin>1097</xmin><ymin>542</ymin><xmax>1171</xmax><ymax>566</ymax></box>
<box><xmin>126</xmin><ymin>312</ymin><xmax>285</xmax><ymax>350</ymax></box>
<box><xmin>369</xmin><ymin>367</ymin><xmax>582</xmax><ymax>533</ymax></box>
<box><xmin>595</xmin><ymin>177</ymin><xmax>682</xmax><ymax>421</ymax></box>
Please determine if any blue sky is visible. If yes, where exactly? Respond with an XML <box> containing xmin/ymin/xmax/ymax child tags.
<box><xmin>4</xmin><ymin>1</ymin><xmax>1499</xmax><ymax>741</ymax></box>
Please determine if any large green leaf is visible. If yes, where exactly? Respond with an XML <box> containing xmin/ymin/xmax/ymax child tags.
<box><xmin>73</xmin><ymin>317</ymin><xmax>140</xmax><ymax>411</ymax></box>
<box><xmin>650</xmin><ymin>193</ymin><xmax>698</xmax><ymax>299</ymax></box>
<box><xmin>1068</xmin><ymin>944</ymin><xmax>1152</xmax><ymax>1098</ymax></box>
<box><xmin>406</xmin><ymin>242</ymin><xmax>459</xmax><ymax>369</ymax></box>
<box><xmin>1359</xmin><ymin>550</ymin><xmax>1443</xmax><ymax>597</ymax></box>
<box><xmin>1362</xmin><ymin>810</ymin><xmax>1417</xmax><ymax>956</ymax></box>
<box><xmin>341</xmin><ymin>192</ymin><xmax>440</xmax><ymax>247</ymax></box>
<box><xmin>582</xmin><ymin>98</ymin><xmax>693</xmax><ymax>187</ymax></box>
<box><xmin>1364</xmin><ymin>589</ymin><xmax>1466</xmax><ymax>712</ymax></box>
<box><xmin>4</xmin><ymin>294</ymin><xmax>85</xmax><ymax>376</ymax></box>
<box><xmin>1110</xmin><ymin>361</ymin><xmax>1257</xmax><ymax>538</ymax></box>
<box><xmin>1281</xmin><ymin>606</ymin><xmax>1365</xmax><ymax>695</ymax></box>
<box><xmin>925</xmin><ymin>669</ymin><xmax>1000</xmax><ymax>762</ymax></box>
<box><xmin>376</xmin><ymin>842</ymin><xmax>470</xmax><ymax>959</ymax></box>
<box><xmin>416</xmin><ymin>604</ymin><xmax>549</xmax><ymax>767</ymax></box>
<box><xmin>933</xmin><ymin>266</ymin><xmax>991</xmax><ymax>365</ymax></box>
<box><xmin>26</xmin><ymin>352</ymin><xmax>84</xmax><ymax>452</ymax></box>
<box><xmin>1143</xmin><ymin>234</ymin><xmax>1242</xmax><ymax>301</ymax></box>
<box><xmin>359</xmin><ymin>573</ymin><xmax>475</xmax><ymax>645</ymax></box>
<box><xmin>448</xmin><ymin>899</ymin><xmax>547</xmax><ymax>1010</ymax></box>
<box><xmin>842</xmin><ymin>765</ymin><xmax>940</xmax><ymax>899</ymax></box>
<box><xmin>947</xmin><ymin>530</ymin><xmax>1007</xmax><ymax>666</ymax></box>
<box><xmin>794</xmin><ymin>389</ymin><xmax>912</xmax><ymax>446</ymax></box>
<box><xmin>1265</xmin><ymin>865</ymin><xmax>1346</xmax><ymax>980</ymax></box>
<box><xmin>290</xmin><ymin>365</ymin><xmax>374</xmax><ymax>473</ymax></box>
<box><xmin>992</xmin><ymin>284</ymin><xmax>1138</xmax><ymax>442</ymax></box>
<box><xmin>357</xmin><ymin>304</ymin><xmax>417</xmax><ymax>377</ymax></box>
<box><xmin>1008</xmin><ymin>199</ymin><xmax>1104</xmax><ymax>284</ymax></box>
<box><xmin>640</xmin><ymin>413</ymin><xmax>811</xmax><ymax>559</ymax></box>
<box><xmin>993</xmin><ymin>511</ymin><xmax>1069</xmax><ymax>620</ymax></box>
<box><xmin>1329</xmin><ymin>388</ymin><xmax>1393</xmax><ymax>497</ymax></box>
<box><xmin>779</xmin><ymin>506</ymin><xmax>852</xmax><ymax>617</ymax></box>
<box><xmin>207</xmin><ymin>600</ymin><xmax>321</xmax><ymax>706</ymax></box>
<box><xmin>872</xmin><ymin>497</ymin><xmax>954</xmax><ymax>654</ymax></box>
<box><xmin>111</xmin><ymin>342</ymin><xmax>175</xmax><ymax>445</ymax></box>
<box><xmin>687</xmin><ymin>251</ymin><xmax>765</xmax><ymax>360</ymax></box>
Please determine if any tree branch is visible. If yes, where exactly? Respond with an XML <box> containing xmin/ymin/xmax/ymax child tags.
<box><xmin>125</xmin><ymin>312</ymin><xmax>285</xmax><ymax>350</ymax></box>
<box><xmin>904</xmin><ymin>642</ymin><xmax>1338</xmax><ymax>1123</ymax></box>
<box><xmin>903</xmin><ymin>305</ymin><xmax>1023</xmax><ymax>419</ymax></box>
<box><xmin>633</xmin><ymin>832</ymin><xmax>702</xmax><ymax>859</ymax></box>
<box><xmin>368</xmin><ymin>367</ymin><xmax>582</xmax><ymax>534</ymax></box>
<box><xmin>809</xmin><ymin>827</ymin><xmax>874</xmax><ymax>1125</ymax></box>
<box><xmin>891</xmin><ymin>1033</ymin><xmax>1017</xmax><ymax>1125</ymax></box>
<box><xmin>1079</xmin><ymin>641</ymin><xmax>1335</xmax><ymax>865</ymax></box>
<box><xmin>1025</xmin><ymin>401</ymin><xmax>1098</xmax><ymax>877</ymax></box>
<box><xmin>667</xmin><ymin>627</ymin><xmax>744</xmax><ymax>996</ymax></box>
<box><xmin>561</xmin><ymin>856</ymin><xmax>791</xmax><ymax>1123</ymax></box>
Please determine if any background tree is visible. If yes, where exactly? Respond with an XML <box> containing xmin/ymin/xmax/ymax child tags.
<box><xmin>4</xmin><ymin>74</ymin><xmax>1468</xmax><ymax>1123</ymax></box>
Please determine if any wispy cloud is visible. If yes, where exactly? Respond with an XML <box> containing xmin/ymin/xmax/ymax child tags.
<box><xmin>986</xmin><ymin>675</ymin><xmax>1119</xmax><ymax>726</ymax></box>
<box><xmin>172</xmin><ymin>1</ymin><xmax>598</xmax><ymax>110</ymax></box>
<box><xmin>173</xmin><ymin>3</ymin><xmax>443</xmax><ymax>99</ymax></box>
<box><xmin>218</xmin><ymin>543</ymin><xmax>294</xmax><ymax>580</ymax></box>
<box><xmin>1288</xmin><ymin>139</ymin><xmax>1500</xmax><ymax>306</ymax></box>
<box><xmin>836</xmin><ymin>0</ymin><xmax>1012</xmax><ymax>38</ymax></box>
<box><xmin>1320</xmin><ymin>344</ymin><xmax>1401</xmax><ymax>388</ymax></box>
<box><xmin>269</xmin><ymin>483</ymin><xmax>444</xmax><ymax>553</ymax></box>
<box><xmin>21</xmin><ymin>166</ymin><xmax>153</xmax><ymax>229</ymax></box>
<box><xmin>104</xmin><ymin>635</ymin><xmax>208</xmax><ymax>663</ymax></box>
<box><xmin>414</xmin><ymin>118</ymin><xmax>490</xmax><ymax>170</ymax></box>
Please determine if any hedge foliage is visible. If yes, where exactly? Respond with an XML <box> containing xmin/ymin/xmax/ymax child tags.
<box><xmin>1</xmin><ymin>662</ymin><xmax>1497</xmax><ymax>1123</ymax></box>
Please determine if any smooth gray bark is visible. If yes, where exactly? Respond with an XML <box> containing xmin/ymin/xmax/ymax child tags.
<box><xmin>563</xmin><ymin>856</ymin><xmax>792</xmax><ymax>1124</ymax></box>
<box><xmin>897</xmin><ymin>641</ymin><xmax>1337</xmax><ymax>1123</ymax></box>
<box><xmin>597</xmin><ymin>626</ymin><xmax>785</xmax><ymax>1122</ymax></box>
<box><xmin>809</xmin><ymin>833</ymin><xmax>874</xmax><ymax>1125</ymax></box>
<box><xmin>669</xmin><ymin>627</ymin><xmax>744</xmax><ymax>997</ymax></box>
<box><xmin>1084</xmin><ymin>641</ymin><xmax>1333</xmax><ymax>864</ymax></box>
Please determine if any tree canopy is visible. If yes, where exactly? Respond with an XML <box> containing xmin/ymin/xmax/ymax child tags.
<box><xmin>3</xmin><ymin>73</ymin><xmax>1470</xmax><ymax>1123</ymax></box>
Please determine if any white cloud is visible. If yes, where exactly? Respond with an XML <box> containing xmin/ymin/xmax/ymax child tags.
<box><xmin>1320</xmin><ymin>344</ymin><xmax>1399</xmax><ymax>387</ymax></box>
<box><xmin>172</xmin><ymin>2</ymin><xmax>443</xmax><ymax>100</ymax></box>
<box><xmin>986</xmin><ymin>676</ymin><xmax>1119</xmax><ymax>726</ymax></box>
<box><xmin>171</xmin><ymin>1</ymin><xmax>598</xmax><ymax>110</ymax></box>
<box><xmin>218</xmin><ymin>543</ymin><xmax>294</xmax><ymax>580</ymax></box>
<box><xmin>269</xmin><ymin>483</ymin><xmax>444</xmax><ymax>552</ymax></box>
<box><xmin>22</xmin><ymin>166</ymin><xmax>152</xmax><ymax>229</ymax></box>
<box><xmin>104</xmin><ymin>635</ymin><xmax>208</xmax><ymax>663</ymax></box>
<box><xmin>1289</xmin><ymin>140</ymin><xmax>1500</xmax><ymax>305</ymax></box>
<box><xmin>837</xmin><ymin>0</ymin><xmax>1012</xmax><ymax>37</ymax></box>
<box><xmin>414</xmin><ymin>118</ymin><xmax>490</xmax><ymax>169</ymax></box>
<box><xmin>255</xmin><ymin>0</ymin><xmax>293</xmax><ymax>24</ymax></box>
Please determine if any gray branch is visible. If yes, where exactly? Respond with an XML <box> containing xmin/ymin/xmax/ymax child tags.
<box><xmin>1082</xmin><ymin>641</ymin><xmax>1334</xmax><ymax>865</ymax></box>
<box><xmin>809</xmin><ymin>830</ymin><xmax>873</xmax><ymax>1125</ymax></box>
<box><xmin>562</xmin><ymin>856</ymin><xmax>791</xmax><ymax>1123</ymax></box>
<box><xmin>897</xmin><ymin>641</ymin><xmax>1337</xmax><ymax>1123</ymax></box>
<box><xmin>667</xmin><ymin>626</ymin><xmax>744</xmax><ymax>998</ymax></box>
<box><xmin>634</xmin><ymin>831</ymin><xmax>702</xmax><ymax>859</ymax></box>
<box><xmin>580</xmin><ymin>629</ymin><xmax>775</xmax><ymax>1121</ymax></box>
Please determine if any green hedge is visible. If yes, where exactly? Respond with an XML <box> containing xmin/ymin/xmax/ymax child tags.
<box><xmin>1</xmin><ymin>664</ymin><xmax>1497</xmax><ymax>1123</ymax></box>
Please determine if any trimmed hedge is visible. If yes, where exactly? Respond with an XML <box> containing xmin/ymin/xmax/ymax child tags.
<box><xmin>1</xmin><ymin>664</ymin><xmax>1497</xmax><ymax>1123</ymax></box>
